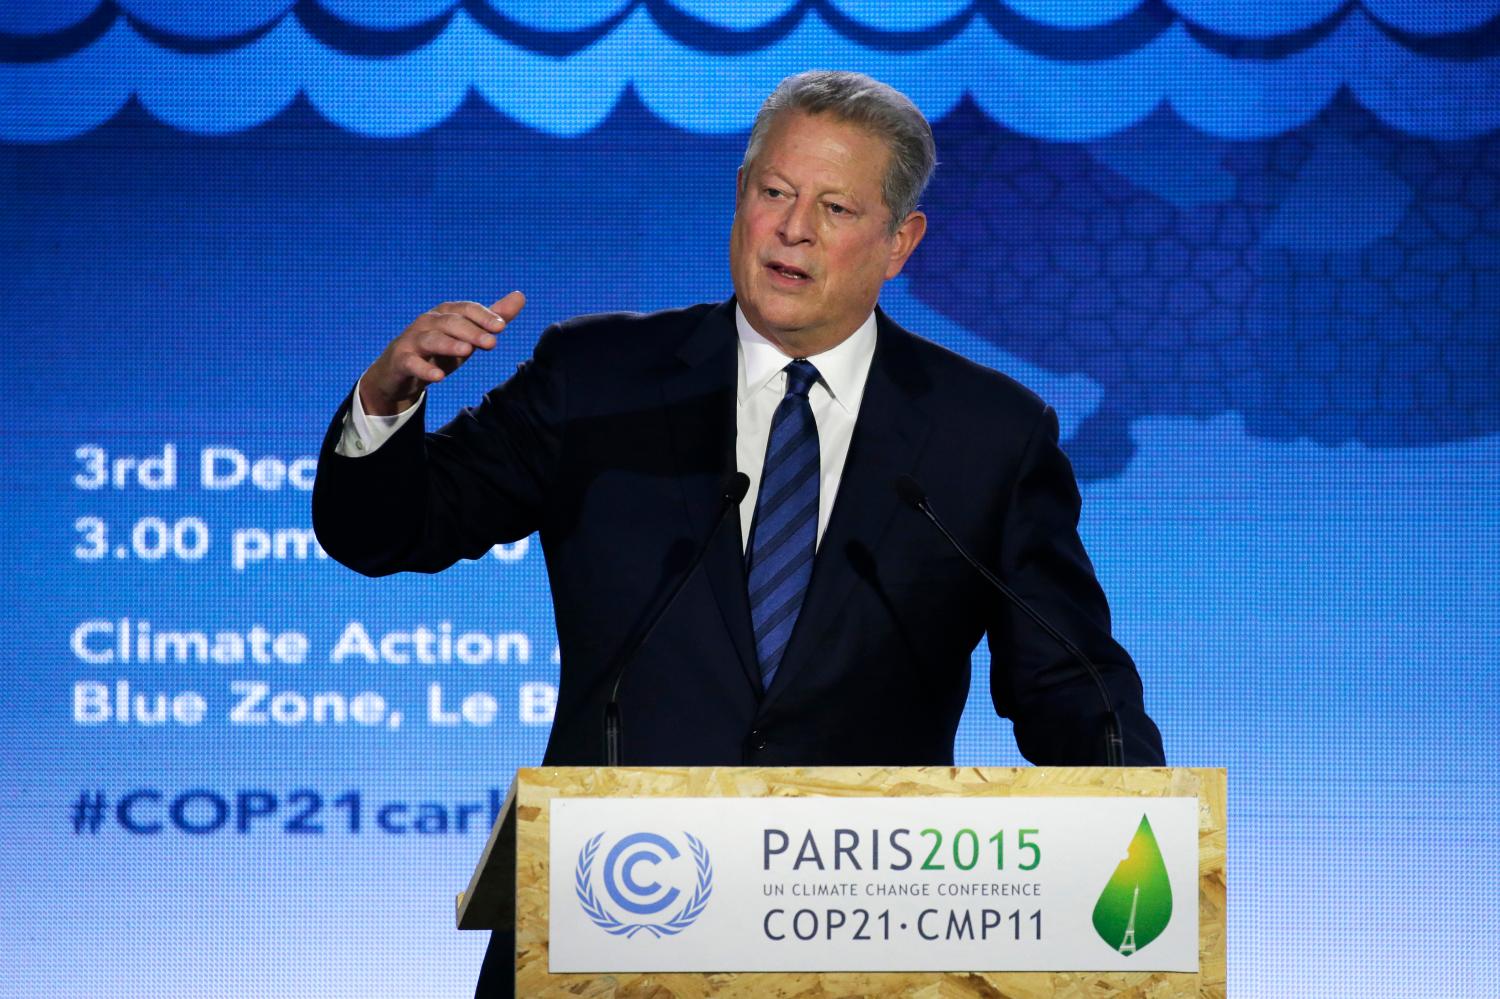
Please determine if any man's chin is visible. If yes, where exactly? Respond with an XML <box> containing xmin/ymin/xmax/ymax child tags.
<box><xmin>752</xmin><ymin>312</ymin><xmax>811</xmax><ymax>344</ymax></box>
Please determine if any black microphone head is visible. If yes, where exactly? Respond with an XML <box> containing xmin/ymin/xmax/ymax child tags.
<box><xmin>722</xmin><ymin>471</ymin><xmax>752</xmax><ymax>504</ymax></box>
<box><xmin>895</xmin><ymin>474</ymin><xmax>926</xmax><ymax>510</ymax></box>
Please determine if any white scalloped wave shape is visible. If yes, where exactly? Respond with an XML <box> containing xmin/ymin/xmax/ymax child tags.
<box><xmin>3</xmin><ymin>7</ymin><xmax>1498</xmax><ymax>143</ymax></box>
<box><xmin>5</xmin><ymin>0</ymin><xmax>1500</xmax><ymax>38</ymax></box>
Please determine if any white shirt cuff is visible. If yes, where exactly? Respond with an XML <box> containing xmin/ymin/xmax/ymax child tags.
<box><xmin>335</xmin><ymin>377</ymin><xmax>425</xmax><ymax>457</ymax></box>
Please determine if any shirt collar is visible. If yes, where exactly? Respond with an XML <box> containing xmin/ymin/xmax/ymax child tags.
<box><xmin>735</xmin><ymin>304</ymin><xmax>878</xmax><ymax>415</ymax></box>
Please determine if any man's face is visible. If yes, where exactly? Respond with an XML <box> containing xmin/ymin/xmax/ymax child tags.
<box><xmin>730</xmin><ymin>111</ymin><xmax>926</xmax><ymax>354</ymax></box>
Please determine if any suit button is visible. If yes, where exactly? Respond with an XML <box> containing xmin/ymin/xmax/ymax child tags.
<box><xmin>748</xmin><ymin>729</ymin><xmax>767</xmax><ymax>752</ymax></box>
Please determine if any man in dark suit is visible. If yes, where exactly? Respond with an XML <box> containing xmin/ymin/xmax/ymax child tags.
<box><xmin>313</xmin><ymin>70</ymin><xmax>1163</xmax><ymax>995</ymax></box>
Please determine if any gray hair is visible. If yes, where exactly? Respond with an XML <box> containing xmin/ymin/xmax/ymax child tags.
<box><xmin>741</xmin><ymin>71</ymin><xmax>937</xmax><ymax>234</ymax></box>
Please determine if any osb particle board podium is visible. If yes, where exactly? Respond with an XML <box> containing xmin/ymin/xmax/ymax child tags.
<box><xmin>458</xmin><ymin>766</ymin><xmax>1226</xmax><ymax>998</ymax></box>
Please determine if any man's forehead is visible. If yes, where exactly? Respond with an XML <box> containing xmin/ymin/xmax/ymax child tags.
<box><xmin>746</xmin><ymin>111</ymin><xmax>890</xmax><ymax>180</ymax></box>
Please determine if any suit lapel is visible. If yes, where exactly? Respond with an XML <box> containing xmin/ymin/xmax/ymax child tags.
<box><xmin>761</xmin><ymin>309</ymin><xmax>932</xmax><ymax>709</ymax></box>
<box><xmin>661</xmin><ymin>300</ymin><xmax>762</xmax><ymax>695</ymax></box>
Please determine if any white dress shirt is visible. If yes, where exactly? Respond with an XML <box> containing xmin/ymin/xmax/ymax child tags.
<box><xmin>337</xmin><ymin>305</ymin><xmax>879</xmax><ymax>552</ymax></box>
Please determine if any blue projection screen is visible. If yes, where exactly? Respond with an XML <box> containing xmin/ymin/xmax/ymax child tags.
<box><xmin>2</xmin><ymin>1</ymin><xmax>1498</xmax><ymax>995</ymax></box>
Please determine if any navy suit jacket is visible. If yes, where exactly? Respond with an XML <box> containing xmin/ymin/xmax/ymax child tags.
<box><xmin>313</xmin><ymin>299</ymin><xmax>1164</xmax><ymax>766</ymax></box>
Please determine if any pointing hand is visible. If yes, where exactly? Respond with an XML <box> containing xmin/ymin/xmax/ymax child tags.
<box><xmin>360</xmin><ymin>291</ymin><xmax>527</xmax><ymax>416</ymax></box>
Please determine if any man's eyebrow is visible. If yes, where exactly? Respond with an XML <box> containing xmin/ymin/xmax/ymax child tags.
<box><xmin>751</xmin><ymin>167</ymin><xmax>863</xmax><ymax>207</ymax></box>
<box><xmin>815</xmin><ymin>185</ymin><xmax>863</xmax><ymax>207</ymax></box>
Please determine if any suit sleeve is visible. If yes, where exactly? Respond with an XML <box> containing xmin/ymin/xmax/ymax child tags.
<box><xmin>986</xmin><ymin>404</ymin><xmax>1166</xmax><ymax>765</ymax></box>
<box><xmin>311</xmin><ymin>328</ymin><xmax>566</xmax><ymax>576</ymax></box>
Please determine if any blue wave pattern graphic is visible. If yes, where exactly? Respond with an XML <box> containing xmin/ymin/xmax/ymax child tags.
<box><xmin>3</xmin><ymin>1</ymin><xmax>1500</xmax><ymax>141</ymax></box>
<box><xmin>6</xmin><ymin>0</ymin><xmax>1500</xmax><ymax>37</ymax></box>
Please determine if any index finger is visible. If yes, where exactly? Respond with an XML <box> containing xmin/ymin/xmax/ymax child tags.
<box><xmin>437</xmin><ymin>300</ymin><xmax>505</xmax><ymax>336</ymax></box>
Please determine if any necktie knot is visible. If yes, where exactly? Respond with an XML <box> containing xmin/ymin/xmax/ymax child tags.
<box><xmin>784</xmin><ymin>359</ymin><xmax>820</xmax><ymax>399</ymax></box>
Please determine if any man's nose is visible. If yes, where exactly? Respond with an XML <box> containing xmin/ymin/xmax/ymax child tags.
<box><xmin>777</xmin><ymin>198</ymin><xmax>816</xmax><ymax>245</ymax></box>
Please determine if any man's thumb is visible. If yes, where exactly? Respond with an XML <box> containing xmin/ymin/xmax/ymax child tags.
<box><xmin>490</xmin><ymin>290</ymin><xmax>527</xmax><ymax>317</ymax></box>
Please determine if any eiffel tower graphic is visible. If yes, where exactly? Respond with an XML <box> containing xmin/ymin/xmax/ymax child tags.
<box><xmin>1118</xmin><ymin>883</ymin><xmax>1140</xmax><ymax>955</ymax></box>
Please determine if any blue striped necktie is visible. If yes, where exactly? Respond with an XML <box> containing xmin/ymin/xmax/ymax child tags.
<box><xmin>747</xmin><ymin>358</ymin><xmax>821</xmax><ymax>691</ymax></box>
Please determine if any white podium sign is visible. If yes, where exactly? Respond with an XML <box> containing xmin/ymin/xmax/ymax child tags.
<box><xmin>548</xmin><ymin>795</ymin><xmax>1199</xmax><ymax>973</ymax></box>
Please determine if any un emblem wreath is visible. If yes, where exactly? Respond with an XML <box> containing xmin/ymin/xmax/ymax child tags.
<box><xmin>574</xmin><ymin>832</ymin><xmax>714</xmax><ymax>938</ymax></box>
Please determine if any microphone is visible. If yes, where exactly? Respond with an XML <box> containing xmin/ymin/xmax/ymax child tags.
<box><xmin>895</xmin><ymin>474</ymin><xmax>1125</xmax><ymax>767</ymax></box>
<box><xmin>604</xmin><ymin>471</ymin><xmax>751</xmax><ymax>766</ymax></box>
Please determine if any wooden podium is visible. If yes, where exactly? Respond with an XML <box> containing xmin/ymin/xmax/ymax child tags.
<box><xmin>458</xmin><ymin>767</ymin><xmax>1225</xmax><ymax>997</ymax></box>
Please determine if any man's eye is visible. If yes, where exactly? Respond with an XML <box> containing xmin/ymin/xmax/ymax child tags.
<box><xmin>764</xmin><ymin>187</ymin><xmax>784</xmax><ymax>198</ymax></box>
<box><xmin>827</xmin><ymin>202</ymin><xmax>849</xmax><ymax>215</ymax></box>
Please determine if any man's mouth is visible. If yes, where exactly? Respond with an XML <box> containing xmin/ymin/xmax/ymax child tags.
<box><xmin>766</xmin><ymin>261</ymin><xmax>811</xmax><ymax>282</ymax></box>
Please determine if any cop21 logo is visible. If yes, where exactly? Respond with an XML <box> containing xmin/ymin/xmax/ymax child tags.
<box><xmin>574</xmin><ymin>831</ymin><xmax>713</xmax><ymax>938</ymax></box>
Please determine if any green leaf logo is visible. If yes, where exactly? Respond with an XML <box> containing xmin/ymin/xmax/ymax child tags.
<box><xmin>1092</xmin><ymin>814</ymin><xmax>1173</xmax><ymax>955</ymax></box>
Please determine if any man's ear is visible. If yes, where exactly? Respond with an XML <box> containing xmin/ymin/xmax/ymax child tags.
<box><xmin>884</xmin><ymin>210</ymin><xmax>928</xmax><ymax>279</ymax></box>
<box><xmin>735</xmin><ymin>166</ymin><xmax>745</xmax><ymax>210</ymax></box>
